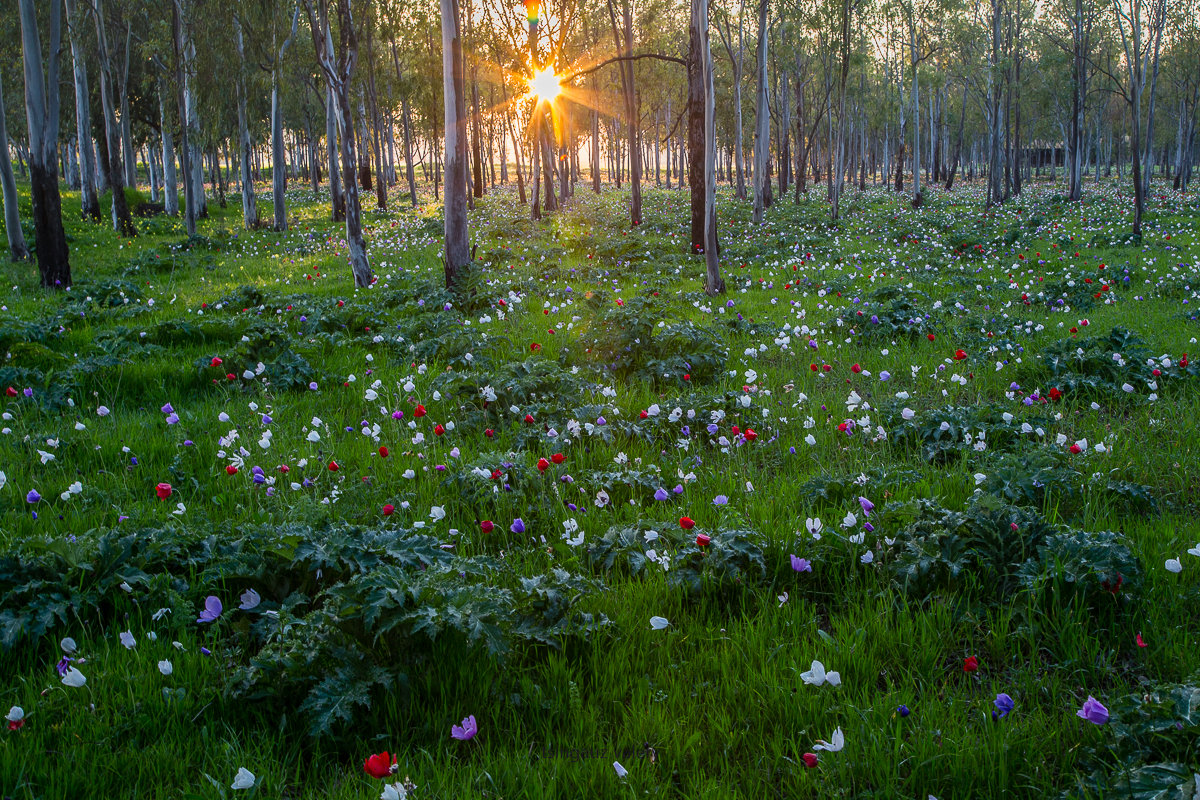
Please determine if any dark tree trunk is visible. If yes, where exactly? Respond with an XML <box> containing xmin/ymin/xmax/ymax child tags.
<box><xmin>19</xmin><ymin>0</ymin><xmax>71</xmax><ymax>286</ymax></box>
<box><xmin>441</xmin><ymin>0</ymin><xmax>470</xmax><ymax>291</ymax></box>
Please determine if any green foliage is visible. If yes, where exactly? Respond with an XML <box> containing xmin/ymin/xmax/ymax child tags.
<box><xmin>586</xmin><ymin>522</ymin><xmax>767</xmax><ymax>595</ymax></box>
<box><xmin>1031</xmin><ymin>326</ymin><xmax>1191</xmax><ymax>400</ymax></box>
<box><xmin>578</xmin><ymin>296</ymin><xmax>727</xmax><ymax>385</ymax></box>
<box><xmin>847</xmin><ymin>286</ymin><xmax>944</xmax><ymax>342</ymax></box>
<box><xmin>887</xmin><ymin>403</ymin><xmax>1053</xmax><ymax>464</ymax></box>
<box><xmin>0</xmin><ymin>521</ymin><xmax>607</xmax><ymax>737</ymax></box>
<box><xmin>886</xmin><ymin>496</ymin><xmax>1140</xmax><ymax>609</ymax></box>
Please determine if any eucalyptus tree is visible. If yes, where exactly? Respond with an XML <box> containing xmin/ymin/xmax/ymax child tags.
<box><xmin>272</xmin><ymin>1</ymin><xmax>302</xmax><ymax>229</ymax></box>
<box><xmin>715</xmin><ymin>0</ymin><xmax>748</xmax><ymax>199</ymax></box>
<box><xmin>17</xmin><ymin>0</ymin><xmax>71</xmax><ymax>287</ymax></box>
<box><xmin>63</xmin><ymin>0</ymin><xmax>101</xmax><ymax>222</ymax></box>
<box><xmin>695</xmin><ymin>0</ymin><xmax>723</xmax><ymax>294</ymax></box>
<box><xmin>305</xmin><ymin>0</ymin><xmax>373</xmax><ymax>287</ymax></box>
<box><xmin>94</xmin><ymin>0</ymin><xmax>137</xmax><ymax>236</ymax></box>
<box><xmin>234</xmin><ymin>15</ymin><xmax>259</xmax><ymax>228</ymax></box>
<box><xmin>750</xmin><ymin>0</ymin><xmax>770</xmax><ymax>223</ymax></box>
<box><xmin>1105</xmin><ymin>0</ymin><xmax>1167</xmax><ymax>235</ymax></box>
<box><xmin>441</xmin><ymin>0</ymin><xmax>470</xmax><ymax>291</ymax></box>
<box><xmin>1162</xmin><ymin>0</ymin><xmax>1198</xmax><ymax>190</ymax></box>
<box><xmin>0</xmin><ymin>68</ymin><xmax>30</xmax><ymax>261</ymax></box>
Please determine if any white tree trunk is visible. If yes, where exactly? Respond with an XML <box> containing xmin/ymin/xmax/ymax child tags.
<box><xmin>159</xmin><ymin>78</ymin><xmax>179</xmax><ymax>216</ymax></box>
<box><xmin>751</xmin><ymin>0</ymin><xmax>769</xmax><ymax>224</ymax></box>
<box><xmin>234</xmin><ymin>18</ymin><xmax>258</xmax><ymax>229</ymax></box>
<box><xmin>273</xmin><ymin>4</ymin><xmax>300</xmax><ymax>230</ymax></box>
<box><xmin>0</xmin><ymin>68</ymin><xmax>30</xmax><ymax>260</ymax></box>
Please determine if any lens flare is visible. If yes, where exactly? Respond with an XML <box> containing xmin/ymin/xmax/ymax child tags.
<box><xmin>530</xmin><ymin>67</ymin><xmax>562</xmax><ymax>101</ymax></box>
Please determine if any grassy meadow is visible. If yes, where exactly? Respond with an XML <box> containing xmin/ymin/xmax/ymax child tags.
<box><xmin>1</xmin><ymin>176</ymin><xmax>1199</xmax><ymax>799</ymax></box>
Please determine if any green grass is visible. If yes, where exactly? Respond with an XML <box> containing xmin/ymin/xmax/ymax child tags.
<box><xmin>1</xmin><ymin>176</ymin><xmax>1199</xmax><ymax>799</ymax></box>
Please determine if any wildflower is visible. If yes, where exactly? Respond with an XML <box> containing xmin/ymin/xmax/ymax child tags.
<box><xmin>6</xmin><ymin>706</ymin><xmax>24</xmax><ymax>731</ymax></box>
<box><xmin>801</xmin><ymin>753</ymin><xmax>818</xmax><ymax>768</ymax></box>
<box><xmin>962</xmin><ymin>655</ymin><xmax>979</xmax><ymax>673</ymax></box>
<box><xmin>231</xmin><ymin>768</ymin><xmax>256</xmax><ymax>790</ymax></box>
<box><xmin>156</xmin><ymin>483</ymin><xmax>172</xmax><ymax>500</ymax></box>
<box><xmin>812</xmin><ymin>727</ymin><xmax>844</xmax><ymax>752</ymax></box>
<box><xmin>510</xmin><ymin>518</ymin><xmax>525</xmax><ymax>534</ymax></box>
<box><xmin>613</xmin><ymin>761</ymin><xmax>629</xmax><ymax>778</ymax></box>
<box><xmin>364</xmin><ymin>752</ymin><xmax>398</xmax><ymax>779</ymax></box>
<box><xmin>239</xmin><ymin>589</ymin><xmax>261</xmax><ymax>610</ymax></box>
<box><xmin>679</xmin><ymin>517</ymin><xmax>695</xmax><ymax>530</ymax></box>
<box><xmin>649</xmin><ymin>616</ymin><xmax>670</xmax><ymax>630</ymax></box>
<box><xmin>1076</xmin><ymin>696</ymin><xmax>1109</xmax><ymax>725</ymax></box>
<box><xmin>197</xmin><ymin>596</ymin><xmax>223</xmax><ymax>623</ymax></box>
<box><xmin>992</xmin><ymin>693</ymin><xmax>1014</xmax><ymax>720</ymax></box>
<box><xmin>696</xmin><ymin>533</ymin><xmax>711</xmax><ymax>547</ymax></box>
<box><xmin>801</xmin><ymin>660</ymin><xmax>841</xmax><ymax>687</ymax></box>
<box><xmin>790</xmin><ymin>555</ymin><xmax>812</xmax><ymax>572</ymax></box>
<box><xmin>450</xmin><ymin>715</ymin><xmax>478</xmax><ymax>741</ymax></box>
<box><xmin>61</xmin><ymin>667</ymin><xmax>87</xmax><ymax>688</ymax></box>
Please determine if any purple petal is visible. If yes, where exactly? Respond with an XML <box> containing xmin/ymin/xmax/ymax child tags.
<box><xmin>197</xmin><ymin>595</ymin><xmax>223</xmax><ymax>623</ymax></box>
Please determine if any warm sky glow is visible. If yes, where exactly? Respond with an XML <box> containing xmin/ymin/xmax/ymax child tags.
<box><xmin>529</xmin><ymin>67</ymin><xmax>562</xmax><ymax>102</ymax></box>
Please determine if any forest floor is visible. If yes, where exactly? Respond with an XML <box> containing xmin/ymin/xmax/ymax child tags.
<box><xmin>1</xmin><ymin>178</ymin><xmax>1199</xmax><ymax>799</ymax></box>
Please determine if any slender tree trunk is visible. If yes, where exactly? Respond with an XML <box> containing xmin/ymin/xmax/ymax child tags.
<box><xmin>946</xmin><ymin>81</ymin><xmax>967</xmax><ymax>190</ymax></box>
<box><xmin>751</xmin><ymin>0</ymin><xmax>769</xmax><ymax>224</ymax></box>
<box><xmin>500</xmin><ymin>77</ymin><xmax>526</xmax><ymax>204</ymax></box>
<box><xmin>695</xmin><ymin>0</ymin><xmax>723</xmax><ymax>294</ymax></box>
<box><xmin>0</xmin><ymin>68</ymin><xmax>31</xmax><ymax>260</ymax></box>
<box><xmin>441</xmin><ymin>0</ymin><xmax>470</xmax><ymax>289</ymax></box>
<box><xmin>273</xmin><ymin>4</ymin><xmax>300</xmax><ymax>229</ymax></box>
<box><xmin>171</xmin><ymin>1</ymin><xmax>194</xmax><ymax>235</ymax></box>
<box><xmin>688</xmin><ymin>0</ymin><xmax>711</xmax><ymax>253</ymax></box>
<box><xmin>235</xmin><ymin>18</ymin><xmax>258</xmax><ymax>229</ymax></box>
<box><xmin>718</xmin><ymin>8</ymin><xmax>747</xmax><ymax>200</ymax></box>
<box><xmin>94</xmin><ymin>0</ymin><xmax>135</xmax><ymax>236</ymax></box>
<box><xmin>327</xmin><ymin>86</ymin><xmax>345</xmax><ymax>221</ymax></box>
<box><xmin>592</xmin><ymin>80</ymin><xmax>601</xmax><ymax>193</ymax></box>
<box><xmin>18</xmin><ymin>0</ymin><xmax>70</xmax><ymax>285</ymax></box>
<box><xmin>64</xmin><ymin>0</ymin><xmax>101</xmax><ymax>221</ymax></box>
<box><xmin>159</xmin><ymin>78</ymin><xmax>179</xmax><ymax>216</ymax></box>
<box><xmin>119</xmin><ymin>24</ymin><xmax>136</xmax><ymax>189</ymax></box>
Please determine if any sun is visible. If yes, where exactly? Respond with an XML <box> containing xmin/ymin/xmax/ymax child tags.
<box><xmin>529</xmin><ymin>67</ymin><xmax>562</xmax><ymax>102</ymax></box>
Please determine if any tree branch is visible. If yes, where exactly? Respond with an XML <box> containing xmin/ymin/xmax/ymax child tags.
<box><xmin>563</xmin><ymin>53</ymin><xmax>686</xmax><ymax>83</ymax></box>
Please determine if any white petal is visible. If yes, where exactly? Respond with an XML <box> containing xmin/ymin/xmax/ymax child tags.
<box><xmin>239</xmin><ymin>589</ymin><xmax>261</xmax><ymax>610</ymax></box>
<box><xmin>61</xmin><ymin>667</ymin><xmax>87</xmax><ymax>688</ymax></box>
<box><xmin>649</xmin><ymin>616</ymin><xmax>670</xmax><ymax>630</ymax></box>
<box><xmin>231</xmin><ymin>767</ymin><xmax>256</xmax><ymax>790</ymax></box>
